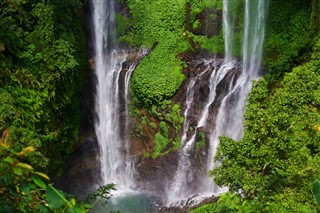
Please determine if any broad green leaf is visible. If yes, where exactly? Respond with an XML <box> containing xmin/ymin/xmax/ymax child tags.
<box><xmin>35</xmin><ymin>172</ymin><xmax>50</xmax><ymax>181</ymax></box>
<box><xmin>313</xmin><ymin>180</ymin><xmax>320</xmax><ymax>206</ymax></box>
<box><xmin>4</xmin><ymin>156</ymin><xmax>15</xmax><ymax>164</ymax></box>
<box><xmin>46</xmin><ymin>184</ymin><xmax>69</xmax><ymax>209</ymax></box>
<box><xmin>71</xmin><ymin>198</ymin><xmax>76</xmax><ymax>206</ymax></box>
<box><xmin>16</xmin><ymin>162</ymin><xmax>34</xmax><ymax>171</ymax></box>
<box><xmin>13</xmin><ymin>166</ymin><xmax>23</xmax><ymax>176</ymax></box>
<box><xmin>32</xmin><ymin>175</ymin><xmax>47</xmax><ymax>189</ymax></box>
<box><xmin>21</xmin><ymin>180</ymin><xmax>31</xmax><ymax>194</ymax></box>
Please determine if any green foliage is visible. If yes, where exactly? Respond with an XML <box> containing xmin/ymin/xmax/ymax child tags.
<box><xmin>264</xmin><ymin>0</ymin><xmax>315</xmax><ymax>78</ymax></box>
<box><xmin>124</xmin><ymin>0</ymin><xmax>187</xmax><ymax>47</ymax></box>
<box><xmin>130</xmin><ymin>39</ymin><xmax>187</xmax><ymax>106</ymax></box>
<box><xmin>189</xmin><ymin>193</ymin><xmax>250</xmax><ymax>213</ymax></box>
<box><xmin>149</xmin><ymin>101</ymin><xmax>184</xmax><ymax>129</ymax></box>
<box><xmin>86</xmin><ymin>184</ymin><xmax>116</xmax><ymax>207</ymax></box>
<box><xmin>188</xmin><ymin>0</ymin><xmax>221</xmax><ymax>23</ymax></box>
<box><xmin>143</xmin><ymin>101</ymin><xmax>183</xmax><ymax>158</ymax></box>
<box><xmin>131</xmin><ymin>100</ymin><xmax>183</xmax><ymax>158</ymax></box>
<box><xmin>153</xmin><ymin>133</ymin><xmax>170</xmax><ymax>159</ymax></box>
<box><xmin>0</xmin><ymin>142</ymin><xmax>91</xmax><ymax>212</ymax></box>
<box><xmin>211</xmin><ymin>36</ymin><xmax>320</xmax><ymax>211</ymax></box>
<box><xmin>115</xmin><ymin>13</ymin><xmax>130</xmax><ymax>38</ymax></box>
<box><xmin>0</xmin><ymin>0</ymin><xmax>85</xmax><ymax>175</ymax></box>
<box><xmin>165</xmin><ymin>103</ymin><xmax>184</xmax><ymax>132</ymax></box>
<box><xmin>149</xmin><ymin>122</ymin><xmax>157</xmax><ymax>130</ymax></box>
<box><xmin>313</xmin><ymin>180</ymin><xmax>320</xmax><ymax>207</ymax></box>
<box><xmin>159</xmin><ymin>122</ymin><xmax>169</xmax><ymax>137</ymax></box>
<box><xmin>124</xmin><ymin>0</ymin><xmax>190</xmax><ymax>106</ymax></box>
<box><xmin>143</xmin><ymin>152</ymin><xmax>151</xmax><ymax>158</ymax></box>
<box><xmin>0</xmin><ymin>89</ymin><xmax>15</xmax><ymax>132</ymax></box>
<box><xmin>187</xmin><ymin>0</ymin><xmax>243</xmax><ymax>56</ymax></box>
<box><xmin>192</xmin><ymin>31</ymin><xmax>225</xmax><ymax>54</ymax></box>
<box><xmin>7</xmin><ymin>127</ymin><xmax>49</xmax><ymax>168</ymax></box>
<box><xmin>131</xmin><ymin>123</ymin><xmax>145</xmax><ymax>138</ymax></box>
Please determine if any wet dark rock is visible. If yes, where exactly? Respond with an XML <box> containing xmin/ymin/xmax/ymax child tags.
<box><xmin>185</xmin><ymin>2</ymin><xmax>222</xmax><ymax>38</ymax></box>
<box><xmin>56</xmin><ymin>137</ymin><xmax>101</xmax><ymax>198</ymax></box>
<box><xmin>135</xmin><ymin>151</ymin><xmax>179</xmax><ymax>198</ymax></box>
<box><xmin>158</xmin><ymin>194</ymin><xmax>219</xmax><ymax>213</ymax></box>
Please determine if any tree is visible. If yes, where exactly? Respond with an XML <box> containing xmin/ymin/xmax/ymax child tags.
<box><xmin>211</xmin><ymin>39</ymin><xmax>320</xmax><ymax>212</ymax></box>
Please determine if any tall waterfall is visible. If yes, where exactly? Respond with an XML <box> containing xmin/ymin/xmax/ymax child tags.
<box><xmin>168</xmin><ymin>62</ymin><xmax>212</xmax><ymax>201</ymax></box>
<box><xmin>167</xmin><ymin>0</ymin><xmax>267</xmax><ymax>203</ymax></box>
<box><xmin>92</xmin><ymin>0</ymin><xmax>145</xmax><ymax>189</ymax></box>
<box><xmin>167</xmin><ymin>0</ymin><xmax>235</xmax><ymax>202</ymax></box>
<box><xmin>205</xmin><ymin>0</ymin><xmax>267</xmax><ymax>194</ymax></box>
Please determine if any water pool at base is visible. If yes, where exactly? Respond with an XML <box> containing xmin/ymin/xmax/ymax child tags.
<box><xmin>91</xmin><ymin>191</ymin><xmax>159</xmax><ymax>213</ymax></box>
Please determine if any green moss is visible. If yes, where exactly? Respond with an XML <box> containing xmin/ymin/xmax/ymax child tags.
<box><xmin>130</xmin><ymin>42</ymin><xmax>186</xmax><ymax>106</ymax></box>
<box><xmin>192</xmin><ymin>32</ymin><xmax>224</xmax><ymax>54</ymax></box>
<box><xmin>159</xmin><ymin>121</ymin><xmax>168</xmax><ymax>137</ymax></box>
<box><xmin>188</xmin><ymin>0</ymin><xmax>222</xmax><ymax>23</ymax></box>
<box><xmin>123</xmin><ymin>0</ymin><xmax>187</xmax><ymax>47</ymax></box>
<box><xmin>123</xmin><ymin>0</ymin><xmax>191</xmax><ymax>106</ymax></box>
<box><xmin>143</xmin><ymin>152</ymin><xmax>150</xmax><ymax>158</ymax></box>
<box><xmin>149</xmin><ymin>122</ymin><xmax>157</xmax><ymax>130</ymax></box>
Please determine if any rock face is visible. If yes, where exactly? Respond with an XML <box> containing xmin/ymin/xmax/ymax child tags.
<box><xmin>158</xmin><ymin>194</ymin><xmax>219</xmax><ymax>213</ymax></box>
<box><xmin>56</xmin><ymin>137</ymin><xmax>101</xmax><ymax>198</ymax></box>
<box><xmin>56</xmin><ymin>1</ymin><xmax>102</xmax><ymax>197</ymax></box>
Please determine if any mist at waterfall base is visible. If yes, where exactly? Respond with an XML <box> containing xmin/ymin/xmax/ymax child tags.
<box><xmin>90</xmin><ymin>0</ymin><xmax>266</xmax><ymax>211</ymax></box>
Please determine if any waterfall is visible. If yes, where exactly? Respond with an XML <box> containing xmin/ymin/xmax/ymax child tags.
<box><xmin>167</xmin><ymin>62</ymin><xmax>211</xmax><ymax>202</ymax></box>
<box><xmin>223</xmin><ymin>0</ymin><xmax>233</xmax><ymax>63</ymax></box>
<box><xmin>92</xmin><ymin>0</ymin><xmax>146</xmax><ymax>189</ymax></box>
<box><xmin>90</xmin><ymin>0</ymin><xmax>266</xmax><ymax>208</ymax></box>
<box><xmin>167</xmin><ymin>0</ymin><xmax>266</xmax><ymax>204</ymax></box>
<box><xmin>205</xmin><ymin>0</ymin><xmax>267</xmax><ymax>194</ymax></box>
<box><xmin>167</xmin><ymin>0</ymin><xmax>235</xmax><ymax>203</ymax></box>
<box><xmin>243</xmin><ymin>0</ymin><xmax>266</xmax><ymax>77</ymax></box>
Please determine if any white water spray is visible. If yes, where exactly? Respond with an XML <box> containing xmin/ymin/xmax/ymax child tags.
<box><xmin>205</xmin><ymin>0</ymin><xmax>267</xmax><ymax>194</ymax></box>
<box><xmin>167</xmin><ymin>0</ymin><xmax>267</xmax><ymax>204</ymax></box>
<box><xmin>168</xmin><ymin>63</ymin><xmax>211</xmax><ymax>202</ymax></box>
<box><xmin>92</xmin><ymin>0</ymin><xmax>146</xmax><ymax>189</ymax></box>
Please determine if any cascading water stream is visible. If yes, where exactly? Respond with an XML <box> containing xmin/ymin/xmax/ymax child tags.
<box><xmin>168</xmin><ymin>63</ymin><xmax>211</xmax><ymax>202</ymax></box>
<box><xmin>167</xmin><ymin>0</ymin><xmax>235</xmax><ymax>203</ymax></box>
<box><xmin>92</xmin><ymin>0</ymin><xmax>146</xmax><ymax>190</ymax></box>
<box><xmin>204</xmin><ymin>0</ymin><xmax>267</xmax><ymax>194</ymax></box>
<box><xmin>167</xmin><ymin>0</ymin><xmax>267</xmax><ymax>204</ymax></box>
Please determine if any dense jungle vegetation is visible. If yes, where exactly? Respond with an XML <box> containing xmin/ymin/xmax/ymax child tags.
<box><xmin>0</xmin><ymin>0</ymin><xmax>90</xmax><ymax>211</ymax></box>
<box><xmin>0</xmin><ymin>0</ymin><xmax>320</xmax><ymax>212</ymax></box>
<box><xmin>0</xmin><ymin>0</ymin><xmax>85</xmax><ymax>171</ymax></box>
